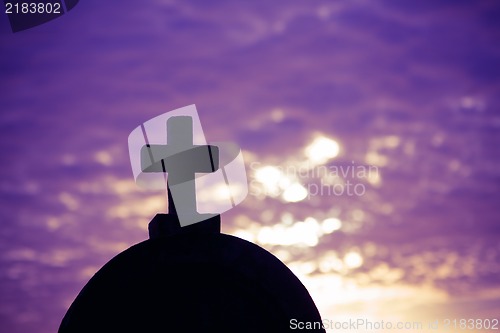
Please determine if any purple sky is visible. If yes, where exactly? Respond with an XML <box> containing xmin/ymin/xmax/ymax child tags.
<box><xmin>1</xmin><ymin>1</ymin><xmax>500</xmax><ymax>332</ymax></box>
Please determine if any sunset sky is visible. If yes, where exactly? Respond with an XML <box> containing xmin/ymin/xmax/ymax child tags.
<box><xmin>1</xmin><ymin>1</ymin><xmax>500</xmax><ymax>332</ymax></box>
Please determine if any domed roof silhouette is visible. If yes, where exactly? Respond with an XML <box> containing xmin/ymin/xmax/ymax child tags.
<box><xmin>59</xmin><ymin>215</ymin><xmax>325</xmax><ymax>333</ymax></box>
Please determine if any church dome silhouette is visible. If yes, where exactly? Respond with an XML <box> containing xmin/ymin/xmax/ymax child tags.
<box><xmin>59</xmin><ymin>215</ymin><xmax>326</xmax><ymax>333</ymax></box>
<box><xmin>60</xmin><ymin>109</ymin><xmax>325</xmax><ymax>332</ymax></box>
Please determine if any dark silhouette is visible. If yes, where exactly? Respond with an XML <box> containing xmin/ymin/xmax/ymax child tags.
<box><xmin>140</xmin><ymin>116</ymin><xmax>219</xmax><ymax>226</ymax></box>
<box><xmin>59</xmin><ymin>116</ymin><xmax>325</xmax><ymax>332</ymax></box>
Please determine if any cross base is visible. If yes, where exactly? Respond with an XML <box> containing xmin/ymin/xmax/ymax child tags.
<box><xmin>148</xmin><ymin>213</ymin><xmax>221</xmax><ymax>239</ymax></box>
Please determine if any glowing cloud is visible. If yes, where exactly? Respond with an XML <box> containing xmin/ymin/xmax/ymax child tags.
<box><xmin>305</xmin><ymin>136</ymin><xmax>340</xmax><ymax>166</ymax></box>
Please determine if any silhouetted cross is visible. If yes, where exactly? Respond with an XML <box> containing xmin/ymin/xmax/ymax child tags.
<box><xmin>140</xmin><ymin>116</ymin><xmax>219</xmax><ymax>222</ymax></box>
